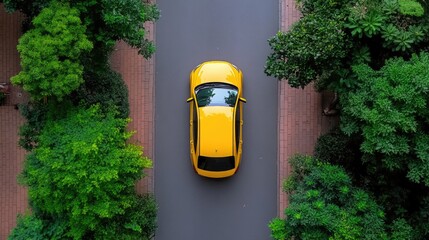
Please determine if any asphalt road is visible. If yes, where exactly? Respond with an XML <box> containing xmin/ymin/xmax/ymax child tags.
<box><xmin>154</xmin><ymin>1</ymin><xmax>278</xmax><ymax>239</ymax></box>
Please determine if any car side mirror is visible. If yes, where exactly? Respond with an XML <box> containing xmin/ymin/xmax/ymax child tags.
<box><xmin>239</xmin><ymin>97</ymin><xmax>247</xmax><ymax>103</ymax></box>
<box><xmin>187</xmin><ymin>97</ymin><xmax>194</xmax><ymax>103</ymax></box>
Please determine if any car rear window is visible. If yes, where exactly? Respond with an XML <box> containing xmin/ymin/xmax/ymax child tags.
<box><xmin>195</xmin><ymin>83</ymin><xmax>238</xmax><ymax>107</ymax></box>
<box><xmin>198</xmin><ymin>156</ymin><xmax>235</xmax><ymax>171</ymax></box>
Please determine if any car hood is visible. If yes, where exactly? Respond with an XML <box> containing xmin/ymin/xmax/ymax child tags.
<box><xmin>191</xmin><ymin>61</ymin><xmax>242</xmax><ymax>87</ymax></box>
<box><xmin>199</xmin><ymin>106</ymin><xmax>234</xmax><ymax>157</ymax></box>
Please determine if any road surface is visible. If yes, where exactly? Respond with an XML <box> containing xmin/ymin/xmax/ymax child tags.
<box><xmin>155</xmin><ymin>1</ymin><xmax>278</xmax><ymax>239</ymax></box>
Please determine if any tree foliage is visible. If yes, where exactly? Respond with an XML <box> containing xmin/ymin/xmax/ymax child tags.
<box><xmin>6</xmin><ymin>1</ymin><xmax>159</xmax><ymax>239</ymax></box>
<box><xmin>270</xmin><ymin>1</ymin><xmax>429</xmax><ymax>238</ymax></box>
<box><xmin>314</xmin><ymin>127</ymin><xmax>363</xmax><ymax>175</ymax></box>
<box><xmin>93</xmin><ymin>0</ymin><xmax>159</xmax><ymax>58</ymax></box>
<box><xmin>11</xmin><ymin>1</ymin><xmax>92</xmax><ymax>101</ymax></box>
<box><xmin>4</xmin><ymin>0</ymin><xmax>159</xmax><ymax>58</ymax></box>
<box><xmin>265</xmin><ymin>0</ymin><xmax>429</xmax><ymax>90</ymax></box>
<box><xmin>17</xmin><ymin>100</ymin><xmax>73</xmax><ymax>151</ymax></box>
<box><xmin>265</xmin><ymin>14</ymin><xmax>351</xmax><ymax>89</ymax></box>
<box><xmin>9</xmin><ymin>195</ymin><xmax>157</xmax><ymax>240</ymax></box>
<box><xmin>341</xmin><ymin>52</ymin><xmax>429</xmax><ymax>184</ymax></box>
<box><xmin>8</xmin><ymin>214</ymin><xmax>45</xmax><ymax>240</ymax></box>
<box><xmin>272</xmin><ymin>155</ymin><xmax>389</xmax><ymax>240</ymax></box>
<box><xmin>73</xmin><ymin>64</ymin><xmax>130</xmax><ymax>119</ymax></box>
<box><xmin>16</xmin><ymin>105</ymin><xmax>155</xmax><ymax>239</ymax></box>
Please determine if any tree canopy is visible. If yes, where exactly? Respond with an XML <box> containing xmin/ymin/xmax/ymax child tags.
<box><xmin>265</xmin><ymin>0</ymin><xmax>429</xmax><ymax>91</ymax></box>
<box><xmin>11</xmin><ymin>1</ymin><xmax>92</xmax><ymax>100</ymax></box>
<box><xmin>6</xmin><ymin>0</ymin><xmax>159</xmax><ymax>101</ymax></box>
<box><xmin>271</xmin><ymin>156</ymin><xmax>390</xmax><ymax>240</ymax></box>
<box><xmin>6</xmin><ymin>1</ymin><xmax>159</xmax><ymax>239</ymax></box>
<box><xmin>341</xmin><ymin>52</ymin><xmax>429</xmax><ymax>183</ymax></box>
<box><xmin>14</xmin><ymin>105</ymin><xmax>155</xmax><ymax>239</ymax></box>
<box><xmin>268</xmin><ymin>0</ymin><xmax>429</xmax><ymax>239</ymax></box>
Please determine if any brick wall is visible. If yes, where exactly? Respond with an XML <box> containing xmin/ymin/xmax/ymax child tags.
<box><xmin>277</xmin><ymin>0</ymin><xmax>338</xmax><ymax>217</ymax></box>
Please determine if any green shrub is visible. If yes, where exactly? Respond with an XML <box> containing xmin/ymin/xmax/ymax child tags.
<box><xmin>344</xmin><ymin>1</ymin><xmax>389</xmax><ymax>39</ymax></box>
<box><xmin>20</xmin><ymin>105</ymin><xmax>152</xmax><ymax>239</ymax></box>
<box><xmin>315</xmin><ymin>128</ymin><xmax>356</xmax><ymax>164</ymax></box>
<box><xmin>314</xmin><ymin>127</ymin><xmax>363</xmax><ymax>176</ymax></box>
<box><xmin>390</xmin><ymin>218</ymin><xmax>413</xmax><ymax>240</ymax></box>
<box><xmin>398</xmin><ymin>0</ymin><xmax>424</xmax><ymax>17</ymax></box>
<box><xmin>341</xmin><ymin>52</ymin><xmax>429</xmax><ymax>183</ymax></box>
<box><xmin>98</xmin><ymin>0</ymin><xmax>159</xmax><ymax>58</ymax></box>
<box><xmin>269</xmin><ymin>218</ymin><xmax>287</xmax><ymax>240</ymax></box>
<box><xmin>73</xmin><ymin>65</ymin><xmax>129</xmax><ymax>119</ymax></box>
<box><xmin>282</xmin><ymin>155</ymin><xmax>314</xmax><ymax>193</ymax></box>
<box><xmin>11</xmin><ymin>1</ymin><xmax>93</xmax><ymax>100</ymax></box>
<box><xmin>18</xmin><ymin>100</ymin><xmax>73</xmax><ymax>151</ymax></box>
<box><xmin>272</xmin><ymin>155</ymin><xmax>388</xmax><ymax>240</ymax></box>
<box><xmin>92</xmin><ymin>194</ymin><xmax>157</xmax><ymax>240</ymax></box>
<box><xmin>9</xmin><ymin>212</ymin><xmax>71</xmax><ymax>239</ymax></box>
<box><xmin>296</xmin><ymin>0</ymin><xmax>350</xmax><ymax>16</ymax></box>
<box><xmin>265</xmin><ymin>14</ymin><xmax>351</xmax><ymax>89</ymax></box>
<box><xmin>8</xmin><ymin>214</ymin><xmax>44</xmax><ymax>240</ymax></box>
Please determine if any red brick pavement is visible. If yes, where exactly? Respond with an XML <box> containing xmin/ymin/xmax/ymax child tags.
<box><xmin>0</xmin><ymin>5</ymin><xmax>28</xmax><ymax>239</ymax></box>
<box><xmin>110</xmin><ymin>39</ymin><xmax>155</xmax><ymax>194</ymax></box>
<box><xmin>0</xmin><ymin>107</ymin><xmax>28</xmax><ymax>239</ymax></box>
<box><xmin>278</xmin><ymin>0</ymin><xmax>338</xmax><ymax>217</ymax></box>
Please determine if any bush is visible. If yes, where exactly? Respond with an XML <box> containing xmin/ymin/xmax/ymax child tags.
<box><xmin>20</xmin><ymin>105</ymin><xmax>152</xmax><ymax>239</ymax></box>
<box><xmin>341</xmin><ymin>52</ymin><xmax>429</xmax><ymax>183</ymax></box>
<box><xmin>314</xmin><ymin>127</ymin><xmax>359</xmax><ymax>164</ymax></box>
<box><xmin>8</xmin><ymin>214</ymin><xmax>44</xmax><ymax>240</ymax></box>
<box><xmin>92</xmin><ymin>195</ymin><xmax>157</xmax><ymax>240</ymax></box>
<box><xmin>9</xmin><ymin>211</ymin><xmax>72</xmax><ymax>240</ymax></box>
<box><xmin>296</xmin><ymin>0</ymin><xmax>350</xmax><ymax>16</ymax></box>
<box><xmin>18</xmin><ymin>100</ymin><xmax>74</xmax><ymax>151</ymax></box>
<box><xmin>73</xmin><ymin>65</ymin><xmax>129</xmax><ymax>119</ymax></box>
<box><xmin>11</xmin><ymin>1</ymin><xmax>93</xmax><ymax>100</ymax></box>
<box><xmin>398</xmin><ymin>0</ymin><xmax>424</xmax><ymax>17</ymax></box>
<box><xmin>272</xmin><ymin>155</ymin><xmax>388</xmax><ymax>240</ymax></box>
<box><xmin>314</xmin><ymin>128</ymin><xmax>365</xmax><ymax>179</ymax></box>
<box><xmin>265</xmin><ymin>14</ymin><xmax>351</xmax><ymax>89</ymax></box>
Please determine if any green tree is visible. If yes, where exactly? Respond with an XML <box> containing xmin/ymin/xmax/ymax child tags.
<box><xmin>4</xmin><ymin>0</ymin><xmax>159</xmax><ymax>59</ymax></box>
<box><xmin>11</xmin><ymin>1</ymin><xmax>92</xmax><ymax>100</ymax></box>
<box><xmin>265</xmin><ymin>14</ymin><xmax>351</xmax><ymax>89</ymax></box>
<box><xmin>17</xmin><ymin>105</ymin><xmax>155</xmax><ymax>239</ymax></box>
<box><xmin>6</xmin><ymin>0</ymin><xmax>159</xmax><ymax>107</ymax></box>
<box><xmin>265</xmin><ymin>0</ymin><xmax>429</xmax><ymax>91</ymax></box>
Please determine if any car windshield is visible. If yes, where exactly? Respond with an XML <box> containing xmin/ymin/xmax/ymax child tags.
<box><xmin>195</xmin><ymin>83</ymin><xmax>238</xmax><ymax>107</ymax></box>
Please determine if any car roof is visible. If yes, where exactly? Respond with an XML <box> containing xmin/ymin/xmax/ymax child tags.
<box><xmin>198</xmin><ymin>106</ymin><xmax>234</xmax><ymax>157</ymax></box>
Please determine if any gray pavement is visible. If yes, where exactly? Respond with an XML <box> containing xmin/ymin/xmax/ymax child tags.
<box><xmin>155</xmin><ymin>1</ymin><xmax>278</xmax><ymax>239</ymax></box>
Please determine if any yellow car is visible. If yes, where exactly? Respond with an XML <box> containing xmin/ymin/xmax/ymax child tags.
<box><xmin>187</xmin><ymin>61</ymin><xmax>246</xmax><ymax>178</ymax></box>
